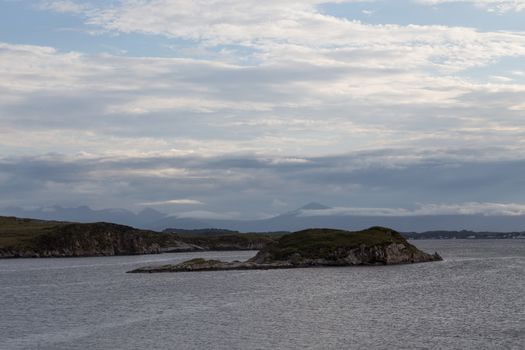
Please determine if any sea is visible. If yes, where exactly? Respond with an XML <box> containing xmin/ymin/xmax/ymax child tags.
<box><xmin>0</xmin><ymin>240</ymin><xmax>524</xmax><ymax>350</ymax></box>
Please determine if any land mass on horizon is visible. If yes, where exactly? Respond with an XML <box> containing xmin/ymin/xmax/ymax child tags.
<box><xmin>1</xmin><ymin>215</ymin><xmax>523</xmax><ymax>259</ymax></box>
<box><xmin>0</xmin><ymin>216</ymin><xmax>274</xmax><ymax>258</ymax></box>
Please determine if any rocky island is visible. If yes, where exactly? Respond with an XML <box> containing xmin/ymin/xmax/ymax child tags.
<box><xmin>128</xmin><ymin>227</ymin><xmax>442</xmax><ymax>273</ymax></box>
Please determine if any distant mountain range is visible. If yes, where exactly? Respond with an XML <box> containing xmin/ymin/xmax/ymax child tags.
<box><xmin>2</xmin><ymin>202</ymin><xmax>525</xmax><ymax>233</ymax></box>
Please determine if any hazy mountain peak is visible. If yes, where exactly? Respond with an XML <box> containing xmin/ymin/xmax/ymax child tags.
<box><xmin>138</xmin><ymin>207</ymin><xmax>165</xmax><ymax>216</ymax></box>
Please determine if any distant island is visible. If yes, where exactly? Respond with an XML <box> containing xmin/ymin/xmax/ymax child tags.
<box><xmin>129</xmin><ymin>227</ymin><xmax>442</xmax><ymax>273</ymax></box>
<box><xmin>403</xmin><ymin>230</ymin><xmax>525</xmax><ymax>240</ymax></box>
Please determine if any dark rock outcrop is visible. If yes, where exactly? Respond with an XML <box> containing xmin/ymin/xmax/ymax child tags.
<box><xmin>129</xmin><ymin>227</ymin><xmax>442</xmax><ymax>273</ymax></box>
<box><xmin>0</xmin><ymin>222</ymin><xmax>198</xmax><ymax>258</ymax></box>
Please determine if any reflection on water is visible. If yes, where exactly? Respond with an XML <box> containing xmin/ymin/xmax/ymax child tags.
<box><xmin>1</xmin><ymin>241</ymin><xmax>524</xmax><ymax>350</ymax></box>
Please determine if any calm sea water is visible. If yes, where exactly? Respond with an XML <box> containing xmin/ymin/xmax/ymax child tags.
<box><xmin>1</xmin><ymin>240</ymin><xmax>524</xmax><ymax>350</ymax></box>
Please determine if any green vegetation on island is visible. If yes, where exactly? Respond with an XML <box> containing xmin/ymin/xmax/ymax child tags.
<box><xmin>0</xmin><ymin>217</ymin><xmax>67</xmax><ymax>248</ymax></box>
<box><xmin>0</xmin><ymin>216</ymin><xmax>276</xmax><ymax>258</ymax></box>
<box><xmin>262</xmin><ymin>227</ymin><xmax>417</xmax><ymax>261</ymax></box>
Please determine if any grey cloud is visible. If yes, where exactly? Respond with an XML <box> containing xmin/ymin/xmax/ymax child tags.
<box><xmin>2</xmin><ymin>42</ymin><xmax>525</xmax><ymax>160</ymax></box>
<box><xmin>2</xmin><ymin>150</ymin><xmax>525</xmax><ymax>216</ymax></box>
<box><xmin>2</xmin><ymin>2</ymin><xmax>525</xmax><ymax>218</ymax></box>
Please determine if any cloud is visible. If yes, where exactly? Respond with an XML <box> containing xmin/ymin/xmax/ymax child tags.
<box><xmin>299</xmin><ymin>207</ymin><xmax>411</xmax><ymax>217</ymax></box>
<box><xmin>2</xmin><ymin>39</ymin><xmax>525</xmax><ymax>160</ymax></box>
<box><xmin>299</xmin><ymin>202</ymin><xmax>525</xmax><ymax>217</ymax></box>
<box><xmin>1</xmin><ymin>1</ymin><xmax>525</xmax><ymax>215</ymax></box>
<box><xmin>38</xmin><ymin>0</ymin><xmax>91</xmax><ymax>14</ymax></box>
<box><xmin>414</xmin><ymin>202</ymin><xmax>525</xmax><ymax>215</ymax></box>
<box><xmin>2</xmin><ymin>150</ymin><xmax>525</xmax><ymax>216</ymax></box>
<box><xmin>37</xmin><ymin>1</ymin><xmax>525</xmax><ymax>71</ymax></box>
<box><xmin>416</xmin><ymin>0</ymin><xmax>525</xmax><ymax>13</ymax></box>
<box><xmin>138</xmin><ymin>199</ymin><xmax>204</xmax><ymax>206</ymax></box>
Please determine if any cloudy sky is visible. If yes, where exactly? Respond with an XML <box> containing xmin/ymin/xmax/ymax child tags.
<box><xmin>1</xmin><ymin>0</ymin><xmax>525</xmax><ymax>219</ymax></box>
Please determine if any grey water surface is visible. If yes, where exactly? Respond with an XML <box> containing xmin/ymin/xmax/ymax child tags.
<box><xmin>1</xmin><ymin>240</ymin><xmax>524</xmax><ymax>350</ymax></box>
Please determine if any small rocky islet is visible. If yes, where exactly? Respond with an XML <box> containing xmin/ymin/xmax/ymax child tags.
<box><xmin>128</xmin><ymin>227</ymin><xmax>442</xmax><ymax>273</ymax></box>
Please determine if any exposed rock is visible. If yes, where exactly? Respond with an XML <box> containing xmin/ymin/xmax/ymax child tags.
<box><xmin>1</xmin><ymin>222</ymin><xmax>168</xmax><ymax>258</ymax></box>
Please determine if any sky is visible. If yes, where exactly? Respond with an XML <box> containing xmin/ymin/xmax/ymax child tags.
<box><xmin>1</xmin><ymin>0</ymin><xmax>525</xmax><ymax>219</ymax></box>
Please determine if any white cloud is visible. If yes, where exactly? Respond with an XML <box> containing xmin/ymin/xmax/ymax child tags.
<box><xmin>266</xmin><ymin>158</ymin><xmax>312</xmax><ymax>165</ymax></box>
<box><xmin>139</xmin><ymin>199</ymin><xmax>204</xmax><ymax>206</ymax></box>
<box><xmin>299</xmin><ymin>202</ymin><xmax>525</xmax><ymax>217</ymax></box>
<box><xmin>39</xmin><ymin>1</ymin><xmax>525</xmax><ymax>71</ymax></box>
<box><xmin>415</xmin><ymin>202</ymin><xmax>525</xmax><ymax>215</ymax></box>
<box><xmin>39</xmin><ymin>0</ymin><xmax>91</xmax><ymax>14</ymax></box>
<box><xmin>298</xmin><ymin>207</ymin><xmax>412</xmax><ymax>216</ymax></box>
<box><xmin>2</xmin><ymin>39</ymin><xmax>525</xmax><ymax>159</ymax></box>
<box><xmin>416</xmin><ymin>0</ymin><xmax>525</xmax><ymax>13</ymax></box>
<box><xmin>1</xmin><ymin>1</ymin><xmax>524</xmax><ymax>216</ymax></box>
<box><xmin>0</xmin><ymin>1</ymin><xmax>524</xmax><ymax>182</ymax></box>
<box><xmin>105</xmin><ymin>96</ymin><xmax>274</xmax><ymax>115</ymax></box>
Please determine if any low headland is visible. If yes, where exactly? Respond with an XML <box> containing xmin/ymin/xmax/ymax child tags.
<box><xmin>129</xmin><ymin>227</ymin><xmax>442</xmax><ymax>273</ymax></box>
<box><xmin>0</xmin><ymin>216</ymin><xmax>275</xmax><ymax>258</ymax></box>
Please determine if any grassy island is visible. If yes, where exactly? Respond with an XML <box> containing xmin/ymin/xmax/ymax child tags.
<box><xmin>129</xmin><ymin>227</ymin><xmax>442</xmax><ymax>273</ymax></box>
